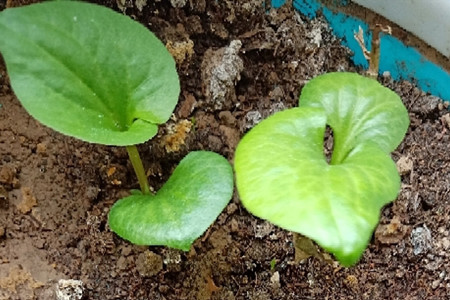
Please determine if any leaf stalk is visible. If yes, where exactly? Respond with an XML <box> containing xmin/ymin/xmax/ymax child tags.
<box><xmin>126</xmin><ymin>145</ymin><xmax>150</xmax><ymax>195</ymax></box>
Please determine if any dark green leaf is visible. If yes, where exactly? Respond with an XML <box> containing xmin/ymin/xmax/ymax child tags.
<box><xmin>0</xmin><ymin>1</ymin><xmax>179</xmax><ymax>145</ymax></box>
<box><xmin>109</xmin><ymin>151</ymin><xmax>234</xmax><ymax>250</ymax></box>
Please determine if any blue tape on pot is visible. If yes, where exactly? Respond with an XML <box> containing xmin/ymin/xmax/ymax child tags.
<box><xmin>272</xmin><ymin>0</ymin><xmax>450</xmax><ymax>102</ymax></box>
<box><xmin>380</xmin><ymin>36</ymin><xmax>450</xmax><ymax>102</ymax></box>
<box><xmin>271</xmin><ymin>0</ymin><xmax>286</xmax><ymax>9</ymax></box>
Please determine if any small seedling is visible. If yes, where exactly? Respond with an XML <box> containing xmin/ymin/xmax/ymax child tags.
<box><xmin>235</xmin><ymin>72</ymin><xmax>409</xmax><ymax>266</ymax></box>
<box><xmin>270</xmin><ymin>258</ymin><xmax>277</xmax><ymax>271</ymax></box>
<box><xmin>0</xmin><ymin>1</ymin><xmax>233</xmax><ymax>250</ymax></box>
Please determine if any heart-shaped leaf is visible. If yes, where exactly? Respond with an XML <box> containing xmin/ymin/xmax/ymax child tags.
<box><xmin>109</xmin><ymin>151</ymin><xmax>234</xmax><ymax>250</ymax></box>
<box><xmin>0</xmin><ymin>2</ymin><xmax>179</xmax><ymax>146</ymax></box>
<box><xmin>235</xmin><ymin>73</ymin><xmax>409</xmax><ymax>266</ymax></box>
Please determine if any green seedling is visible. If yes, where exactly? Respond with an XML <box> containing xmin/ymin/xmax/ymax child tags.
<box><xmin>270</xmin><ymin>258</ymin><xmax>277</xmax><ymax>271</ymax></box>
<box><xmin>0</xmin><ymin>1</ymin><xmax>233</xmax><ymax>250</ymax></box>
<box><xmin>235</xmin><ymin>72</ymin><xmax>409</xmax><ymax>266</ymax></box>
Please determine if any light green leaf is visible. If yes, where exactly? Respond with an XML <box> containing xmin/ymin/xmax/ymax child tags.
<box><xmin>235</xmin><ymin>73</ymin><xmax>409</xmax><ymax>266</ymax></box>
<box><xmin>109</xmin><ymin>151</ymin><xmax>234</xmax><ymax>250</ymax></box>
<box><xmin>299</xmin><ymin>72</ymin><xmax>409</xmax><ymax>163</ymax></box>
<box><xmin>0</xmin><ymin>1</ymin><xmax>179</xmax><ymax>146</ymax></box>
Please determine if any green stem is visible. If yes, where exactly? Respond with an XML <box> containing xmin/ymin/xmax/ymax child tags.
<box><xmin>126</xmin><ymin>145</ymin><xmax>150</xmax><ymax>195</ymax></box>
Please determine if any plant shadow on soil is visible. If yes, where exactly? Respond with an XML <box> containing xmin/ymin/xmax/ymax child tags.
<box><xmin>1</xmin><ymin>1</ymin><xmax>450</xmax><ymax>299</ymax></box>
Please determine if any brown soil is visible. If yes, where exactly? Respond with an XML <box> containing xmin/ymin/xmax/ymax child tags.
<box><xmin>1</xmin><ymin>1</ymin><xmax>450</xmax><ymax>299</ymax></box>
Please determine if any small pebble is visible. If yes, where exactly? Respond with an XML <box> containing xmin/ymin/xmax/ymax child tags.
<box><xmin>245</xmin><ymin>111</ymin><xmax>262</xmax><ymax>129</ymax></box>
<box><xmin>170</xmin><ymin>0</ymin><xmax>187</xmax><ymax>8</ymax></box>
<box><xmin>442</xmin><ymin>237</ymin><xmax>450</xmax><ymax>250</ymax></box>
<box><xmin>396</xmin><ymin>156</ymin><xmax>413</xmax><ymax>175</ymax></box>
<box><xmin>254</xmin><ymin>221</ymin><xmax>274</xmax><ymax>238</ymax></box>
<box><xmin>270</xmin><ymin>271</ymin><xmax>280</xmax><ymax>289</ymax></box>
<box><xmin>411</xmin><ymin>225</ymin><xmax>432</xmax><ymax>255</ymax></box>
<box><xmin>55</xmin><ymin>279</ymin><xmax>84</xmax><ymax>300</ymax></box>
<box><xmin>36</xmin><ymin>142</ymin><xmax>47</xmax><ymax>155</ymax></box>
<box><xmin>136</xmin><ymin>250</ymin><xmax>163</xmax><ymax>277</ymax></box>
<box><xmin>432</xmin><ymin>279</ymin><xmax>441</xmax><ymax>289</ymax></box>
<box><xmin>441</xmin><ymin>113</ymin><xmax>450</xmax><ymax>128</ymax></box>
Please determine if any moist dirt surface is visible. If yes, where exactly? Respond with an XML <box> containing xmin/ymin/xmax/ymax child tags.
<box><xmin>1</xmin><ymin>1</ymin><xmax>450</xmax><ymax>299</ymax></box>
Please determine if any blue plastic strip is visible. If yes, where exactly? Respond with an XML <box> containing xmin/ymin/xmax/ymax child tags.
<box><xmin>274</xmin><ymin>0</ymin><xmax>450</xmax><ymax>102</ymax></box>
<box><xmin>292</xmin><ymin>0</ymin><xmax>320</xmax><ymax>18</ymax></box>
<box><xmin>271</xmin><ymin>0</ymin><xmax>286</xmax><ymax>9</ymax></box>
<box><xmin>321</xmin><ymin>7</ymin><xmax>370</xmax><ymax>68</ymax></box>
<box><xmin>380</xmin><ymin>35</ymin><xmax>450</xmax><ymax>101</ymax></box>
